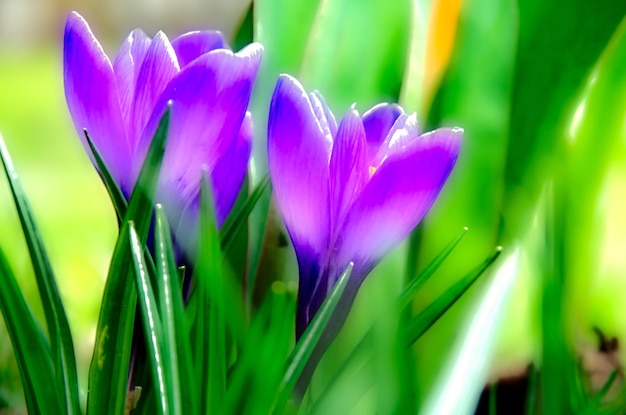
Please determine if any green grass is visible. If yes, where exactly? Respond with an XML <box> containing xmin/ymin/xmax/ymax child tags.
<box><xmin>0</xmin><ymin>47</ymin><xmax>117</xmax><ymax>407</ymax></box>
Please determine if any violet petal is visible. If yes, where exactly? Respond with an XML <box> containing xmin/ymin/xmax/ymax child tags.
<box><xmin>63</xmin><ymin>11</ymin><xmax>131</xmax><ymax>191</ymax></box>
<box><xmin>329</xmin><ymin>108</ymin><xmax>368</xmax><ymax>237</ymax></box>
<box><xmin>128</xmin><ymin>32</ymin><xmax>180</xmax><ymax>150</ymax></box>
<box><xmin>335</xmin><ymin>127</ymin><xmax>462</xmax><ymax>282</ymax></box>
<box><xmin>113</xmin><ymin>29</ymin><xmax>151</xmax><ymax>127</ymax></box>
<box><xmin>268</xmin><ymin>74</ymin><xmax>332</xmax><ymax>274</ymax></box>
<box><xmin>171</xmin><ymin>30</ymin><xmax>228</xmax><ymax>68</ymax></box>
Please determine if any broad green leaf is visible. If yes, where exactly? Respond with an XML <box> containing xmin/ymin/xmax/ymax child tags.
<box><xmin>194</xmin><ymin>172</ymin><xmax>226</xmax><ymax>414</ymax></box>
<box><xmin>0</xmin><ymin>249</ymin><xmax>62</xmax><ymax>414</ymax></box>
<box><xmin>421</xmin><ymin>248</ymin><xmax>518</xmax><ymax>415</ymax></box>
<box><xmin>405</xmin><ymin>247</ymin><xmax>502</xmax><ymax>346</ymax></box>
<box><xmin>85</xmin><ymin>129</ymin><xmax>128</xmax><ymax>221</ymax></box>
<box><xmin>0</xmin><ymin>133</ymin><xmax>80</xmax><ymax>414</ymax></box>
<box><xmin>272</xmin><ymin>262</ymin><xmax>353</xmax><ymax>414</ymax></box>
<box><xmin>501</xmin><ymin>0</ymin><xmax>626</xmax><ymax>238</ymax></box>
<box><xmin>87</xmin><ymin>107</ymin><xmax>170</xmax><ymax>415</ymax></box>
<box><xmin>409</xmin><ymin>0</ymin><xmax>517</xmax><ymax>399</ymax></box>
<box><xmin>297</xmin><ymin>0</ymin><xmax>411</xmax><ymax>110</ymax></box>
<box><xmin>155</xmin><ymin>205</ymin><xmax>196</xmax><ymax>414</ymax></box>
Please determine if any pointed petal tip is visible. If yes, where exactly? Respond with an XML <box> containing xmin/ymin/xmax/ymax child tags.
<box><xmin>237</xmin><ymin>42</ymin><xmax>264</xmax><ymax>65</ymax></box>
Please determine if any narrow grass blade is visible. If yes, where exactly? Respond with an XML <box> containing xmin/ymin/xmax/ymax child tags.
<box><xmin>525</xmin><ymin>366</ymin><xmax>538</xmax><ymax>415</ymax></box>
<box><xmin>222</xmin><ymin>283</ymin><xmax>294</xmax><ymax>414</ymax></box>
<box><xmin>421</xmin><ymin>248</ymin><xmax>517</xmax><ymax>415</ymax></box>
<box><xmin>0</xmin><ymin>133</ymin><xmax>80</xmax><ymax>414</ymax></box>
<box><xmin>129</xmin><ymin>222</ymin><xmax>169</xmax><ymax>414</ymax></box>
<box><xmin>219</xmin><ymin>173</ymin><xmax>271</xmax><ymax>254</ymax></box>
<box><xmin>194</xmin><ymin>172</ymin><xmax>226</xmax><ymax>414</ymax></box>
<box><xmin>0</xmin><ymin>249</ymin><xmax>62</xmax><ymax>414</ymax></box>
<box><xmin>87</xmin><ymin>107</ymin><xmax>171</xmax><ymax>415</ymax></box>
<box><xmin>579</xmin><ymin>369</ymin><xmax>619</xmax><ymax>415</ymax></box>
<box><xmin>400</xmin><ymin>227</ymin><xmax>468</xmax><ymax>306</ymax></box>
<box><xmin>85</xmin><ymin>129</ymin><xmax>128</xmax><ymax>221</ymax></box>
<box><xmin>155</xmin><ymin>205</ymin><xmax>196</xmax><ymax>414</ymax></box>
<box><xmin>272</xmin><ymin>262</ymin><xmax>353</xmax><ymax>414</ymax></box>
<box><xmin>405</xmin><ymin>247</ymin><xmax>502</xmax><ymax>346</ymax></box>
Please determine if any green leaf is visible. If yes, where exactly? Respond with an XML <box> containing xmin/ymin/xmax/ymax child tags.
<box><xmin>87</xmin><ymin>107</ymin><xmax>171</xmax><ymax>415</ymax></box>
<box><xmin>194</xmin><ymin>172</ymin><xmax>226</xmax><ymax>414</ymax></box>
<box><xmin>219</xmin><ymin>173</ymin><xmax>271</xmax><ymax>255</ymax></box>
<box><xmin>85</xmin><ymin>129</ymin><xmax>128</xmax><ymax>221</ymax></box>
<box><xmin>272</xmin><ymin>262</ymin><xmax>353</xmax><ymax>414</ymax></box>
<box><xmin>222</xmin><ymin>283</ymin><xmax>294</xmax><ymax>414</ymax></box>
<box><xmin>0</xmin><ymin>249</ymin><xmax>62</xmax><ymax>414</ymax></box>
<box><xmin>155</xmin><ymin>205</ymin><xmax>196</xmax><ymax>414</ymax></box>
<box><xmin>129</xmin><ymin>222</ymin><xmax>169</xmax><ymax>414</ymax></box>
<box><xmin>297</xmin><ymin>0</ymin><xmax>411</xmax><ymax>110</ymax></box>
<box><xmin>405</xmin><ymin>247</ymin><xmax>502</xmax><ymax>346</ymax></box>
<box><xmin>501</xmin><ymin>0</ymin><xmax>626</xmax><ymax>238</ymax></box>
<box><xmin>580</xmin><ymin>369</ymin><xmax>619</xmax><ymax>415</ymax></box>
<box><xmin>420</xmin><ymin>248</ymin><xmax>518</xmax><ymax>415</ymax></box>
<box><xmin>400</xmin><ymin>227</ymin><xmax>468</xmax><ymax>306</ymax></box>
<box><xmin>0</xmin><ymin>133</ymin><xmax>80</xmax><ymax>414</ymax></box>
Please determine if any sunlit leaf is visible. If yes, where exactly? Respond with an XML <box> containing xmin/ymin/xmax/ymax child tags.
<box><xmin>87</xmin><ymin>107</ymin><xmax>170</xmax><ymax>415</ymax></box>
<box><xmin>0</xmin><ymin>133</ymin><xmax>80</xmax><ymax>414</ymax></box>
<box><xmin>0</xmin><ymin>249</ymin><xmax>62</xmax><ymax>414</ymax></box>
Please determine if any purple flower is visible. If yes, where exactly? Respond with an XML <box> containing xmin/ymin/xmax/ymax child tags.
<box><xmin>63</xmin><ymin>11</ymin><xmax>262</xmax><ymax>257</ymax></box>
<box><xmin>268</xmin><ymin>74</ymin><xmax>462</xmax><ymax>336</ymax></box>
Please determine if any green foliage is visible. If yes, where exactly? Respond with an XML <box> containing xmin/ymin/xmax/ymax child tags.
<box><xmin>86</xmin><ymin>108</ymin><xmax>171</xmax><ymax>415</ymax></box>
<box><xmin>0</xmin><ymin>134</ymin><xmax>80</xmax><ymax>413</ymax></box>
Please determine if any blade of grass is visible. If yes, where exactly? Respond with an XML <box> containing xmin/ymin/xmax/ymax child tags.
<box><xmin>0</xmin><ymin>133</ymin><xmax>80</xmax><ymax>414</ymax></box>
<box><xmin>0</xmin><ymin>249</ymin><xmax>62</xmax><ymax>414</ymax></box>
<box><xmin>85</xmin><ymin>129</ymin><xmax>128</xmax><ymax>221</ymax></box>
<box><xmin>129</xmin><ymin>222</ymin><xmax>169</xmax><ymax>414</ymax></box>
<box><xmin>400</xmin><ymin>227</ymin><xmax>468</xmax><ymax>306</ymax></box>
<box><xmin>220</xmin><ymin>173</ymin><xmax>271</xmax><ymax>254</ymax></box>
<box><xmin>580</xmin><ymin>369</ymin><xmax>619</xmax><ymax>415</ymax></box>
<box><xmin>420</xmin><ymin>248</ymin><xmax>518</xmax><ymax>415</ymax></box>
<box><xmin>272</xmin><ymin>262</ymin><xmax>353</xmax><ymax>414</ymax></box>
<box><xmin>194</xmin><ymin>172</ymin><xmax>226</xmax><ymax>414</ymax></box>
<box><xmin>155</xmin><ymin>205</ymin><xmax>196</xmax><ymax>414</ymax></box>
<box><xmin>525</xmin><ymin>365</ymin><xmax>538</xmax><ymax>415</ymax></box>
<box><xmin>405</xmin><ymin>247</ymin><xmax>502</xmax><ymax>346</ymax></box>
<box><xmin>87</xmin><ymin>107</ymin><xmax>171</xmax><ymax>415</ymax></box>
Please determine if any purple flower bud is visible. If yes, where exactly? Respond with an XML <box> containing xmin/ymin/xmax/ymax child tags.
<box><xmin>268</xmin><ymin>74</ymin><xmax>462</xmax><ymax>337</ymax></box>
<box><xmin>63</xmin><ymin>11</ymin><xmax>262</xmax><ymax>259</ymax></box>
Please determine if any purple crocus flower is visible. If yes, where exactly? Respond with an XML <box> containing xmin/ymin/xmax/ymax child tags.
<box><xmin>63</xmin><ymin>11</ymin><xmax>262</xmax><ymax>258</ymax></box>
<box><xmin>268</xmin><ymin>74</ymin><xmax>462</xmax><ymax>337</ymax></box>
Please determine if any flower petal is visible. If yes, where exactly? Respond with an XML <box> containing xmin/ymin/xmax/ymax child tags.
<box><xmin>362</xmin><ymin>103</ymin><xmax>404</xmax><ymax>158</ymax></box>
<box><xmin>132</xmin><ymin>43</ymin><xmax>262</xmax><ymax>200</ymax></box>
<box><xmin>171</xmin><ymin>30</ymin><xmax>228</xmax><ymax>68</ymax></box>
<box><xmin>63</xmin><ymin>11</ymin><xmax>131</xmax><ymax>192</ymax></box>
<box><xmin>113</xmin><ymin>29</ymin><xmax>151</xmax><ymax>127</ymax></box>
<box><xmin>329</xmin><ymin>108</ymin><xmax>368</xmax><ymax>237</ymax></box>
<box><xmin>335</xmin><ymin>127</ymin><xmax>462</xmax><ymax>281</ymax></box>
<box><xmin>128</xmin><ymin>32</ymin><xmax>180</xmax><ymax>150</ymax></box>
<box><xmin>268</xmin><ymin>74</ymin><xmax>332</xmax><ymax>271</ymax></box>
<box><xmin>210</xmin><ymin>111</ymin><xmax>253</xmax><ymax>225</ymax></box>
<box><xmin>310</xmin><ymin>91</ymin><xmax>338</xmax><ymax>137</ymax></box>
